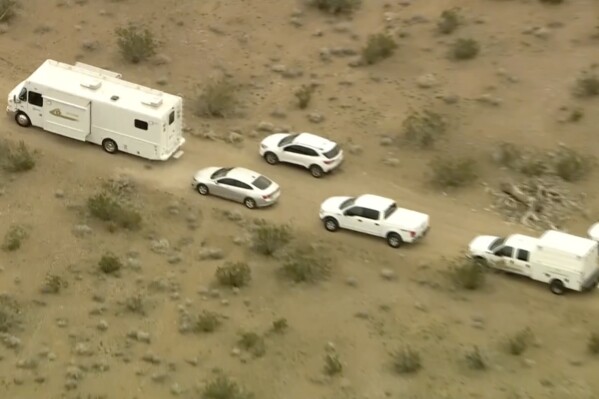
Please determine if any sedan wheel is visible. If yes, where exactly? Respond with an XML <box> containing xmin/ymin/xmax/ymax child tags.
<box><xmin>264</xmin><ymin>152</ymin><xmax>279</xmax><ymax>165</ymax></box>
<box><xmin>197</xmin><ymin>184</ymin><xmax>209</xmax><ymax>195</ymax></box>
<box><xmin>324</xmin><ymin>217</ymin><xmax>339</xmax><ymax>232</ymax></box>
<box><xmin>244</xmin><ymin>198</ymin><xmax>257</xmax><ymax>209</ymax></box>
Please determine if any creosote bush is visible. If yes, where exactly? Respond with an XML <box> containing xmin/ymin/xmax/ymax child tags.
<box><xmin>450</xmin><ymin>38</ymin><xmax>480</xmax><ymax>60</ymax></box>
<box><xmin>465</xmin><ymin>346</ymin><xmax>486</xmax><ymax>370</ymax></box>
<box><xmin>0</xmin><ymin>140</ymin><xmax>36</xmax><ymax>173</ymax></box>
<box><xmin>295</xmin><ymin>84</ymin><xmax>315</xmax><ymax>109</ymax></box>
<box><xmin>238</xmin><ymin>332</ymin><xmax>266</xmax><ymax>357</ymax></box>
<box><xmin>437</xmin><ymin>8</ymin><xmax>460</xmax><ymax>35</ymax></box>
<box><xmin>40</xmin><ymin>274</ymin><xmax>68</xmax><ymax>294</ymax></box>
<box><xmin>202</xmin><ymin>373</ymin><xmax>254</xmax><ymax>399</ymax></box>
<box><xmin>281</xmin><ymin>244</ymin><xmax>332</xmax><ymax>283</ymax></box>
<box><xmin>0</xmin><ymin>295</ymin><xmax>21</xmax><ymax>333</ymax></box>
<box><xmin>272</xmin><ymin>318</ymin><xmax>288</xmax><ymax>333</ymax></box>
<box><xmin>87</xmin><ymin>192</ymin><xmax>142</xmax><ymax>231</ymax></box>
<box><xmin>429</xmin><ymin>156</ymin><xmax>478</xmax><ymax>188</ymax></box>
<box><xmin>361</xmin><ymin>33</ymin><xmax>397</xmax><ymax>65</ymax></box>
<box><xmin>250</xmin><ymin>222</ymin><xmax>292</xmax><ymax>256</ymax></box>
<box><xmin>98</xmin><ymin>253</ymin><xmax>122</xmax><ymax>274</ymax></box>
<box><xmin>194</xmin><ymin>78</ymin><xmax>237</xmax><ymax>118</ymax></box>
<box><xmin>194</xmin><ymin>311</ymin><xmax>222</xmax><ymax>333</ymax></box>
<box><xmin>308</xmin><ymin>0</ymin><xmax>361</xmax><ymax>14</ymax></box>
<box><xmin>392</xmin><ymin>347</ymin><xmax>422</xmax><ymax>374</ymax></box>
<box><xmin>588</xmin><ymin>332</ymin><xmax>599</xmax><ymax>354</ymax></box>
<box><xmin>0</xmin><ymin>0</ymin><xmax>17</xmax><ymax>22</ymax></box>
<box><xmin>506</xmin><ymin>328</ymin><xmax>534</xmax><ymax>356</ymax></box>
<box><xmin>449</xmin><ymin>257</ymin><xmax>485</xmax><ymax>290</ymax></box>
<box><xmin>215</xmin><ymin>262</ymin><xmax>251</xmax><ymax>288</ymax></box>
<box><xmin>2</xmin><ymin>224</ymin><xmax>27</xmax><ymax>252</ymax></box>
<box><xmin>401</xmin><ymin>110</ymin><xmax>447</xmax><ymax>149</ymax></box>
<box><xmin>573</xmin><ymin>73</ymin><xmax>599</xmax><ymax>98</ymax></box>
<box><xmin>115</xmin><ymin>24</ymin><xmax>157</xmax><ymax>63</ymax></box>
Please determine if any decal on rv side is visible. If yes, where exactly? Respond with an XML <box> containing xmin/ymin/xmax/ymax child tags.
<box><xmin>49</xmin><ymin>108</ymin><xmax>79</xmax><ymax>122</ymax></box>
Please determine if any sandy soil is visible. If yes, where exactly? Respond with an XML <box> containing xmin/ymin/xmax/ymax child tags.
<box><xmin>1</xmin><ymin>0</ymin><xmax>599</xmax><ymax>398</ymax></box>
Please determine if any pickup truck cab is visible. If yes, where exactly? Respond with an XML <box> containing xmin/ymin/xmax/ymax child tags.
<box><xmin>319</xmin><ymin>194</ymin><xmax>430</xmax><ymax>248</ymax></box>
<box><xmin>468</xmin><ymin>234</ymin><xmax>538</xmax><ymax>276</ymax></box>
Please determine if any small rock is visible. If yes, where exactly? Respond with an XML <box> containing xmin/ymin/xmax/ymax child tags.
<box><xmin>227</xmin><ymin>131</ymin><xmax>244</xmax><ymax>144</ymax></box>
<box><xmin>270</xmin><ymin>108</ymin><xmax>287</xmax><ymax>119</ymax></box>
<box><xmin>171</xmin><ymin>383</ymin><xmax>182</xmax><ymax>395</ymax></box>
<box><xmin>345</xmin><ymin>277</ymin><xmax>358</xmax><ymax>287</ymax></box>
<box><xmin>72</xmin><ymin>224</ymin><xmax>92</xmax><ymax>237</ymax></box>
<box><xmin>380</xmin><ymin>136</ymin><xmax>394</xmax><ymax>146</ymax></box>
<box><xmin>198</xmin><ymin>248</ymin><xmax>224</xmax><ymax>260</ymax></box>
<box><xmin>257</xmin><ymin>121</ymin><xmax>275</xmax><ymax>132</ymax></box>
<box><xmin>168</xmin><ymin>253</ymin><xmax>183</xmax><ymax>265</ymax></box>
<box><xmin>416</xmin><ymin>73</ymin><xmax>439</xmax><ymax>88</ymax></box>
<box><xmin>231</xmin><ymin>348</ymin><xmax>241</xmax><ymax>357</ymax></box>
<box><xmin>136</xmin><ymin>331</ymin><xmax>151</xmax><ymax>343</ymax></box>
<box><xmin>319</xmin><ymin>47</ymin><xmax>332</xmax><ymax>62</ymax></box>
<box><xmin>153</xmin><ymin>53</ymin><xmax>172</xmax><ymax>65</ymax></box>
<box><xmin>476</xmin><ymin>94</ymin><xmax>502</xmax><ymax>106</ymax></box>
<box><xmin>75</xmin><ymin>343</ymin><xmax>93</xmax><ymax>356</ymax></box>
<box><xmin>532</xmin><ymin>27</ymin><xmax>550</xmax><ymax>39</ymax></box>
<box><xmin>54</xmin><ymin>189</ymin><xmax>65</xmax><ymax>198</ymax></box>
<box><xmin>307</xmin><ymin>113</ymin><xmax>324</xmax><ymax>123</ymax></box>
<box><xmin>382</xmin><ymin>157</ymin><xmax>400</xmax><ymax>167</ymax></box>
<box><xmin>347</xmin><ymin>143</ymin><xmax>363</xmax><ymax>155</ymax></box>
<box><xmin>151</xmin><ymin>238</ymin><xmax>170</xmax><ymax>254</ymax></box>
<box><xmin>270</xmin><ymin>64</ymin><xmax>287</xmax><ymax>74</ymax></box>
<box><xmin>97</xmin><ymin>320</ymin><xmax>109</xmax><ymax>331</ymax></box>
<box><xmin>380</xmin><ymin>268</ymin><xmax>397</xmax><ymax>280</ymax></box>
<box><xmin>290</xmin><ymin>17</ymin><xmax>303</xmax><ymax>27</ymax></box>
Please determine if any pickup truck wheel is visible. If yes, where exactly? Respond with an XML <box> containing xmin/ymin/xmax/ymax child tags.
<box><xmin>309</xmin><ymin>165</ymin><xmax>324</xmax><ymax>178</ymax></box>
<box><xmin>197</xmin><ymin>184</ymin><xmax>209</xmax><ymax>195</ymax></box>
<box><xmin>102</xmin><ymin>139</ymin><xmax>118</xmax><ymax>154</ymax></box>
<box><xmin>323</xmin><ymin>217</ymin><xmax>339</xmax><ymax>232</ymax></box>
<box><xmin>549</xmin><ymin>279</ymin><xmax>565</xmax><ymax>295</ymax></box>
<box><xmin>387</xmin><ymin>233</ymin><xmax>403</xmax><ymax>248</ymax></box>
<box><xmin>264</xmin><ymin>152</ymin><xmax>279</xmax><ymax>165</ymax></box>
<box><xmin>15</xmin><ymin>112</ymin><xmax>31</xmax><ymax>128</ymax></box>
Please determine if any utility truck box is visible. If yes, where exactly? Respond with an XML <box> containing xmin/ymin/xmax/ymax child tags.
<box><xmin>6</xmin><ymin>59</ymin><xmax>185</xmax><ymax>161</ymax></box>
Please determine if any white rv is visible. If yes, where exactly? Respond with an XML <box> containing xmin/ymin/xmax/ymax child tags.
<box><xmin>468</xmin><ymin>230</ymin><xmax>599</xmax><ymax>295</ymax></box>
<box><xmin>5</xmin><ymin>59</ymin><xmax>185</xmax><ymax>161</ymax></box>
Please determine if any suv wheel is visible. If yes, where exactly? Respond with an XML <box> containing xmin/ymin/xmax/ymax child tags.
<box><xmin>309</xmin><ymin>165</ymin><xmax>324</xmax><ymax>178</ymax></box>
<box><xmin>323</xmin><ymin>217</ymin><xmax>339</xmax><ymax>232</ymax></box>
<box><xmin>264</xmin><ymin>152</ymin><xmax>279</xmax><ymax>165</ymax></box>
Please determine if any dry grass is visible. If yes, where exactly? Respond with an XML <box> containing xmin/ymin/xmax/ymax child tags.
<box><xmin>98</xmin><ymin>252</ymin><xmax>122</xmax><ymax>275</ymax></box>
<box><xmin>193</xmin><ymin>78</ymin><xmax>237</xmax><ymax>118</ymax></box>
<box><xmin>115</xmin><ymin>24</ymin><xmax>157</xmax><ymax>63</ymax></box>
<box><xmin>215</xmin><ymin>262</ymin><xmax>252</xmax><ymax>288</ymax></box>
<box><xmin>308</xmin><ymin>0</ymin><xmax>361</xmax><ymax>14</ymax></box>
<box><xmin>0</xmin><ymin>295</ymin><xmax>21</xmax><ymax>333</ymax></box>
<box><xmin>401</xmin><ymin>110</ymin><xmax>447</xmax><ymax>149</ymax></box>
<box><xmin>448</xmin><ymin>257</ymin><xmax>486</xmax><ymax>290</ymax></box>
<box><xmin>573</xmin><ymin>73</ymin><xmax>599</xmax><ymax>98</ymax></box>
<box><xmin>0</xmin><ymin>140</ymin><xmax>36</xmax><ymax>173</ymax></box>
<box><xmin>250</xmin><ymin>222</ymin><xmax>292</xmax><ymax>256</ymax></box>
<box><xmin>323</xmin><ymin>353</ymin><xmax>343</xmax><ymax>375</ymax></box>
<box><xmin>506</xmin><ymin>328</ymin><xmax>534</xmax><ymax>356</ymax></box>
<box><xmin>2</xmin><ymin>224</ymin><xmax>27</xmax><ymax>252</ymax></box>
<box><xmin>202</xmin><ymin>373</ymin><xmax>254</xmax><ymax>399</ymax></box>
<box><xmin>87</xmin><ymin>192</ymin><xmax>142</xmax><ymax>231</ymax></box>
<box><xmin>295</xmin><ymin>84</ymin><xmax>315</xmax><ymax>109</ymax></box>
<box><xmin>392</xmin><ymin>347</ymin><xmax>422</xmax><ymax>374</ymax></box>
<box><xmin>40</xmin><ymin>274</ymin><xmax>68</xmax><ymax>294</ymax></box>
<box><xmin>437</xmin><ymin>8</ymin><xmax>460</xmax><ymax>35</ymax></box>
<box><xmin>429</xmin><ymin>156</ymin><xmax>478</xmax><ymax>189</ymax></box>
<box><xmin>280</xmin><ymin>244</ymin><xmax>332</xmax><ymax>283</ymax></box>
<box><xmin>237</xmin><ymin>332</ymin><xmax>266</xmax><ymax>357</ymax></box>
<box><xmin>587</xmin><ymin>332</ymin><xmax>599</xmax><ymax>355</ymax></box>
<box><xmin>194</xmin><ymin>311</ymin><xmax>222</xmax><ymax>333</ymax></box>
<box><xmin>450</xmin><ymin>38</ymin><xmax>480</xmax><ymax>60</ymax></box>
<box><xmin>0</xmin><ymin>0</ymin><xmax>17</xmax><ymax>22</ymax></box>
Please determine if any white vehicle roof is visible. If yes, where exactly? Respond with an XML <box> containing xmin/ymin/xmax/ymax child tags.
<box><xmin>226</xmin><ymin>167</ymin><xmax>264</xmax><ymax>184</ymax></box>
<box><xmin>504</xmin><ymin>234</ymin><xmax>538</xmax><ymax>251</ymax></box>
<box><xmin>355</xmin><ymin>194</ymin><xmax>395</xmax><ymax>211</ymax></box>
<box><xmin>537</xmin><ymin>230</ymin><xmax>597</xmax><ymax>257</ymax></box>
<box><xmin>27</xmin><ymin>59</ymin><xmax>181</xmax><ymax>118</ymax></box>
<box><xmin>293</xmin><ymin>133</ymin><xmax>336</xmax><ymax>151</ymax></box>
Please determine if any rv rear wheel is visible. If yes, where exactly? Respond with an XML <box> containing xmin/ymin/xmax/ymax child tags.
<box><xmin>15</xmin><ymin>112</ymin><xmax>31</xmax><ymax>128</ymax></box>
<box><xmin>549</xmin><ymin>279</ymin><xmax>565</xmax><ymax>295</ymax></box>
<box><xmin>102</xmin><ymin>139</ymin><xmax>118</xmax><ymax>154</ymax></box>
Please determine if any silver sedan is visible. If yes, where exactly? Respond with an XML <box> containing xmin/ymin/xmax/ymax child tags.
<box><xmin>191</xmin><ymin>166</ymin><xmax>281</xmax><ymax>209</ymax></box>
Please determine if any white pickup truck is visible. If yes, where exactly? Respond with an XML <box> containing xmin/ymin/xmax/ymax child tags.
<box><xmin>468</xmin><ymin>230</ymin><xmax>599</xmax><ymax>295</ymax></box>
<box><xmin>319</xmin><ymin>194</ymin><xmax>430</xmax><ymax>248</ymax></box>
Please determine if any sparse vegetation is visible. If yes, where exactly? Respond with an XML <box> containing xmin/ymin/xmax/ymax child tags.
<box><xmin>401</xmin><ymin>110</ymin><xmax>447</xmax><ymax>149</ymax></box>
<box><xmin>0</xmin><ymin>140</ymin><xmax>36</xmax><ymax>173</ymax></box>
<box><xmin>280</xmin><ymin>244</ymin><xmax>332</xmax><ymax>283</ymax></box>
<box><xmin>507</xmin><ymin>328</ymin><xmax>534</xmax><ymax>356</ymax></box>
<box><xmin>98</xmin><ymin>252</ymin><xmax>122</xmax><ymax>274</ymax></box>
<box><xmin>115</xmin><ymin>24</ymin><xmax>157</xmax><ymax>63</ymax></box>
<box><xmin>215</xmin><ymin>262</ymin><xmax>251</xmax><ymax>288</ymax></box>
<box><xmin>539</xmin><ymin>0</ymin><xmax>564</xmax><ymax>4</ymax></box>
<box><xmin>237</xmin><ymin>332</ymin><xmax>266</xmax><ymax>357</ymax></box>
<box><xmin>588</xmin><ymin>333</ymin><xmax>599</xmax><ymax>355</ymax></box>
<box><xmin>392</xmin><ymin>347</ymin><xmax>422</xmax><ymax>374</ymax></box>
<box><xmin>271</xmin><ymin>318</ymin><xmax>288</xmax><ymax>333</ymax></box>
<box><xmin>40</xmin><ymin>274</ymin><xmax>68</xmax><ymax>294</ymax></box>
<box><xmin>295</xmin><ymin>84</ymin><xmax>315</xmax><ymax>109</ymax></box>
<box><xmin>361</xmin><ymin>33</ymin><xmax>397</xmax><ymax>65</ymax></box>
<box><xmin>308</xmin><ymin>0</ymin><xmax>361</xmax><ymax>14</ymax></box>
<box><xmin>250</xmin><ymin>222</ymin><xmax>292</xmax><ymax>256</ymax></box>
<box><xmin>194</xmin><ymin>311</ymin><xmax>222</xmax><ymax>333</ymax></box>
<box><xmin>87</xmin><ymin>192</ymin><xmax>142</xmax><ymax>231</ymax></box>
<box><xmin>465</xmin><ymin>346</ymin><xmax>487</xmax><ymax>370</ymax></box>
<box><xmin>194</xmin><ymin>78</ymin><xmax>237</xmax><ymax>118</ymax></box>
<box><xmin>2</xmin><ymin>224</ymin><xmax>27</xmax><ymax>252</ymax></box>
<box><xmin>450</xmin><ymin>38</ymin><xmax>480</xmax><ymax>60</ymax></box>
<box><xmin>429</xmin><ymin>156</ymin><xmax>478</xmax><ymax>188</ymax></box>
<box><xmin>573</xmin><ymin>73</ymin><xmax>599</xmax><ymax>98</ymax></box>
<box><xmin>324</xmin><ymin>353</ymin><xmax>343</xmax><ymax>375</ymax></box>
<box><xmin>0</xmin><ymin>295</ymin><xmax>21</xmax><ymax>333</ymax></box>
<box><xmin>449</xmin><ymin>257</ymin><xmax>486</xmax><ymax>290</ymax></box>
<box><xmin>0</xmin><ymin>0</ymin><xmax>17</xmax><ymax>22</ymax></box>
<box><xmin>124</xmin><ymin>295</ymin><xmax>146</xmax><ymax>315</ymax></box>
<box><xmin>437</xmin><ymin>8</ymin><xmax>460</xmax><ymax>34</ymax></box>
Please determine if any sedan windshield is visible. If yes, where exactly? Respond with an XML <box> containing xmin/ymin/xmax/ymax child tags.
<box><xmin>383</xmin><ymin>203</ymin><xmax>397</xmax><ymax>219</ymax></box>
<box><xmin>278</xmin><ymin>133</ymin><xmax>299</xmax><ymax>147</ymax></box>
<box><xmin>489</xmin><ymin>237</ymin><xmax>505</xmax><ymax>251</ymax></box>
<box><xmin>210</xmin><ymin>167</ymin><xmax>232</xmax><ymax>180</ymax></box>
<box><xmin>340</xmin><ymin>197</ymin><xmax>356</xmax><ymax>210</ymax></box>
<box><xmin>252</xmin><ymin>176</ymin><xmax>272</xmax><ymax>190</ymax></box>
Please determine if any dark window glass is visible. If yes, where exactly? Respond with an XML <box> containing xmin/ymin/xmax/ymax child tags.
<box><xmin>134</xmin><ymin>119</ymin><xmax>148</xmax><ymax>130</ymax></box>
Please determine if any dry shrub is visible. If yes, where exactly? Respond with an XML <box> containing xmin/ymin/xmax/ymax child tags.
<box><xmin>295</xmin><ymin>85</ymin><xmax>315</xmax><ymax>109</ymax></box>
<box><xmin>429</xmin><ymin>156</ymin><xmax>478</xmax><ymax>188</ymax></box>
<box><xmin>215</xmin><ymin>262</ymin><xmax>251</xmax><ymax>288</ymax></box>
<box><xmin>194</xmin><ymin>311</ymin><xmax>222</xmax><ymax>333</ymax></box>
<box><xmin>238</xmin><ymin>332</ymin><xmax>266</xmax><ymax>357</ymax></box>
<box><xmin>437</xmin><ymin>8</ymin><xmax>460</xmax><ymax>34</ymax></box>
<box><xmin>506</xmin><ymin>328</ymin><xmax>534</xmax><ymax>356</ymax></box>
<box><xmin>0</xmin><ymin>140</ymin><xmax>36</xmax><ymax>173</ymax></box>
<box><xmin>465</xmin><ymin>346</ymin><xmax>486</xmax><ymax>370</ymax></box>
<box><xmin>324</xmin><ymin>353</ymin><xmax>343</xmax><ymax>375</ymax></box>
<box><xmin>588</xmin><ymin>332</ymin><xmax>599</xmax><ymax>354</ymax></box>
<box><xmin>271</xmin><ymin>318</ymin><xmax>288</xmax><ymax>333</ymax></box>
<box><xmin>2</xmin><ymin>224</ymin><xmax>27</xmax><ymax>252</ymax></box>
<box><xmin>401</xmin><ymin>110</ymin><xmax>447</xmax><ymax>149</ymax></box>
<box><xmin>539</xmin><ymin>0</ymin><xmax>564</xmax><ymax>4</ymax></box>
<box><xmin>361</xmin><ymin>33</ymin><xmax>397</xmax><ymax>65</ymax></box>
<box><xmin>450</xmin><ymin>38</ymin><xmax>480</xmax><ymax>60</ymax></box>
<box><xmin>0</xmin><ymin>0</ymin><xmax>17</xmax><ymax>22</ymax></box>
<box><xmin>115</xmin><ymin>24</ymin><xmax>157</xmax><ymax>63</ymax></box>
<box><xmin>449</xmin><ymin>257</ymin><xmax>486</xmax><ymax>290</ymax></box>
<box><xmin>194</xmin><ymin>78</ymin><xmax>237</xmax><ymax>118</ymax></box>
<box><xmin>0</xmin><ymin>295</ymin><xmax>21</xmax><ymax>333</ymax></box>
<box><xmin>280</xmin><ymin>243</ymin><xmax>332</xmax><ymax>283</ymax></box>
<box><xmin>250</xmin><ymin>222</ymin><xmax>292</xmax><ymax>256</ymax></box>
<box><xmin>87</xmin><ymin>192</ymin><xmax>142</xmax><ymax>231</ymax></box>
<box><xmin>392</xmin><ymin>347</ymin><xmax>422</xmax><ymax>374</ymax></box>
<box><xmin>573</xmin><ymin>73</ymin><xmax>599</xmax><ymax>98</ymax></box>
<box><xmin>202</xmin><ymin>373</ymin><xmax>254</xmax><ymax>399</ymax></box>
<box><xmin>98</xmin><ymin>253</ymin><xmax>122</xmax><ymax>274</ymax></box>
<box><xmin>308</xmin><ymin>0</ymin><xmax>361</xmax><ymax>14</ymax></box>
<box><xmin>40</xmin><ymin>274</ymin><xmax>68</xmax><ymax>294</ymax></box>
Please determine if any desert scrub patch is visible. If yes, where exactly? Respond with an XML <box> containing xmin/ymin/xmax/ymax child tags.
<box><xmin>193</xmin><ymin>78</ymin><xmax>237</xmax><ymax>118</ymax></box>
<box><xmin>449</xmin><ymin>38</ymin><xmax>480</xmax><ymax>60</ymax></box>
<box><xmin>2</xmin><ymin>224</ymin><xmax>27</xmax><ymax>252</ymax></box>
<box><xmin>250</xmin><ymin>221</ymin><xmax>292</xmax><ymax>256</ymax></box>
<box><xmin>323</xmin><ymin>352</ymin><xmax>343</xmax><ymax>375</ymax></box>
<box><xmin>0</xmin><ymin>295</ymin><xmax>21</xmax><ymax>333</ymax></box>
<box><xmin>361</xmin><ymin>33</ymin><xmax>397</xmax><ymax>65</ymax></box>
<box><xmin>400</xmin><ymin>110</ymin><xmax>447</xmax><ymax>149</ymax></box>
<box><xmin>215</xmin><ymin>262</ymin><xmax>251</xmax><ymax>288</ymax></box>
<box><xmin>194</xmin><ymin>310</ymin><xmax>222</xmax><ymax>333</ymax></box>
<box><xmin>98</xmin><ymin>252</ymin><xmax>122</xmax><ymax>275</ymax></box>
<box><xmin>202</xmin><ymin>373</ymin><xmax>254</xmax><ymax>399</ymax></box>
<box><xmin>271</xmin><ymin>318</ymin><xmax>288</xmax><ymax>333</ymax></box>
<box><xmin>115</xmin><ymin>24</ymin><xmax>157</xmax><ymax>63</ymax></box>
<box><xmin>437</xmin><ymin>8</ymin><xmax>460</xmax><ymax>35</ymax></box>
<box><xmin>0</xmin><ymin>139</ymin><xmax>36</xmax><ymax>173</ymax></box>
<box><xmin>0</xmin><ymin>0</ymin><xmax>17</xmax><ymax>22</ymax></box>
<box><xmin>573</xmin><ymin>73</ymin><xmax>599</xmax><ymax>98</ymax></box>
<box><xmin>87</xmin><ymin>192</ymin><xmax>142</xmax><ymax>231</ymax></box>
<box><xmin>307</xmin><ymin>0</ymin><xmax>361</xmax><ymax>14</ymax></box>
<box><xmin>588</xmin><ymin>332</ymin><xmax>599</xmax><ymax>354</ymax></box>
<box><xmin>392</xmin><ymin>347</ymin><xmax>422</xmax><ymax>374</ymax></box>
<box><xmin>40</xmin><ymin>273</ymin><xmax>68</xmax><ymax>294</ymax></box>
<box><xmin>506</xmin><ymin>328</ymin><xmax>534</xmax><ymax>356</ymax></box>
<box><xmin>429</xmin><ymin>156</ymin><xmax>478</xmax><ymax>188</ymax></box>
<box><xmin>295</xmin><ymin>84</ymin><xmax>315</xmax><ymax>109</ymax></box>
<box><xmin>124</xmin><ymin>294</ymin><xmax>146</xmax><ymax>315</ymax></box>
<box><xmin>539</xmin><ymin>0</ymin><xmax>564</xmax><ymax>4</ymax></box>
<box><xmin>280</xmin><ymin>243</ymin><xmax>332</xmax><ymax>283</ymax></box>
<box><xmin>464</xmin><ymin>346</ymin><xmax>487</xmax><ymax>370</ymax></box>
<box><xmin>237</xmin><ymin>332</ymin><xmax>266</xmax><ymax>357</ymax></box>
<box><xmin>448</xmin><ymin>257</ymin><xmax>486</xmax><ymax>290</ymax></box>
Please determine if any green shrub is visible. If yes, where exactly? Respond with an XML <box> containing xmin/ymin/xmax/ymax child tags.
<box><xmin>194</xmin><ymin>78</ymin><xmax>237</xmax><ymax>118</ymax></box>
<box><xmin>588</xmin><ymin>332</ymin><xmax>599</xmax><ymax>354</ymax></box>
<box><xmin>437</xmin><ymin>8</ymin><xmax>460</xmax><ymax>34</ymax></box>
<box><xmin>450</xmin><ymin>38</ymin><xmax>480</xmax><ymax>60</ymax></box>
<box><xmin>2</xmin><ymin>224</ymin><xmax>27</xmax><ymax>252</ymax></box>
<box><xmin>0</xmin><ymin>0</ymin><xmax>17</xmax><ymax>22</ymax></box>
<box><xmin>324</xmin><ymin>353</ymin><xmax>343</xmax><ymax>375</ymax></box>
<box><xmin>507</xmin><ymin>328</ymin><xmax>534</xmax><ymax>356</ymax></box>
<box><xmin>449</xmin><ymin>257</ymin><xmax>485</xmax><ymax>290</ymax></box>
<box><xmin>429</xmin><ymin>156</ymin><xmax>478</xmax><ymax>188</ymax></box>
<box><xmin>202</xmin><ymin>373</ymin><xmax>254</xmax><ymax>399</ymax></box>
<box><xmin>215</xmin><ymin>262</ymin><xmax>251</xmax><ymax>288</ymax></box>
<box><xmin>237</xmin><ymin>332</ymin><xmax>266</xmax><ymax>357</ymax></box>
<box><xmin>0</xmin><ymin>140</ymin><xmax>36</xmax><ymax>173</ymax></box>
<box><xmin>401</xmin><ymin>110</ymin><xmax>447</xmax><ymax>149</ymax></box>
<box><xmin>194</xmin><ymin>311</ymin><xmax>222</xmax><ymax>333</ymax></box>
<box><xmin>115</xmin><ymin>24</ymin><xmax>157</xmax><ymax>63</ymax></box>
<box><xmin>308</xmin><ymin>0</ymin><xmax>361</xmax><ymax>14</ymax></box>
<box><xmin>392</xmin><ymin>347</ymin><xmax>422</xmax><ymax>374</ymax></box>
<box><xmin>465</xmin><ymin>346</ymin><xmax>486</xmax><ymax>370</ymax></box>
<box><xmin>87</xmin><ymin>192</ymin><xmax>141</xmax><ymax>230</ymax></box>
<box><xmin>295</xmin><ymin>85</ymin><xmax>315</xmax><ymax>109</ymax></box>
<box><xmin>361</xmin><ymin>33</ymin><xmax>397</xmax><ymax>65</ymax></box>
<box><xmin>250</xmin><ymin>223</ymin><xmax>292</xmax><ymax>256</ymax></box>
<box><xmin>281</xmin><ymin>244</ymin><xmax>332</xmax><ymax>283</ymax></box>
<box><xmin>98</xmin><ymin>253</ymin><xmax>122</xmax><ymax>274</ymax></box>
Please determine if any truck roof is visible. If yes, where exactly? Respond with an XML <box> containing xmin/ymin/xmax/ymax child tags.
<box><xmin>505</xmin><ymin>234</ymin><xmax>538</xmax><ymax>251</ymax></box>
<box><xmin>355</xmin><ymin>194</ymin><xmax>395</xmax><ymax>211</ymax></box>
<box><xmin>27</xmin><ymin>60</ymin><xmax>181</xmax><ymax>118</ymax></box>
<box><xmin>537</xmin><ymin>230</ymin><xmax>597</xmax><ymax>257</ymax></box>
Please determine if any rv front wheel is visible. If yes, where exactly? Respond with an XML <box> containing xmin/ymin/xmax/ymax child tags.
<box><xmin>102</xmin><ymin>139</ymin><xmax>118</xmax><ymax>154</ymax></box>
<box><xmin>15</xmin><ymin>112</ymin><xmax>31</xmax><ymax>128</ymax></box>
<box><xmin>549</xmin><ymin>279</ymin><xmax>565</xmax><ymax>295</ymax></box>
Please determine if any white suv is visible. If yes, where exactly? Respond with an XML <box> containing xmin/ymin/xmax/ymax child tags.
<box><xmin>259</xmin><ymin>132</ymin><xmax>343</xmax><ymax>178</ymax></box>
<box><xmin>319</xmin><ymin>194</ymin><xmax>430</xmax><ymax>248</ymax></box>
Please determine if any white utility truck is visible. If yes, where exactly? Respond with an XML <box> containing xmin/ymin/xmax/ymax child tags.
<box><xmin>588</xmin><ymin>223</ymin><xmax>599</xmax><ymax>242</ymax></box>
<box><xmin>6</xmin><ymin>59</ymin><xmax>185</xmax><ymax>161</ymax></box>
<box><xmin>468</xmin><ymin>230</ymin><xmax>599</xmax><ymax>295</ymax></box>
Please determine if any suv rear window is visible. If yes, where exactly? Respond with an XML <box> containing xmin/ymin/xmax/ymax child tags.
<box><xmin>323</xmin><ymin>145</ymin><xmax>340</xmax><ymax>159</ymax></box>
<box><xmin>252</xmin><ymin>176</ymin><xmax>272</xmax><ymax>190</ymax></box>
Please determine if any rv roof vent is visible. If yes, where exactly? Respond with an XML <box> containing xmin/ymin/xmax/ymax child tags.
<box><xmin>110</xmin><ymin>95</ymin><xmax>119</xmax><ymax>101</ymax></box>
<box><xmin>80</xmin><ymin>79</ymin><xmax>102</xmax><ymax>90</ymax></box>
<box><xmin>141</xmin><ymin>95</ymin><xmax>163</xmax><ymax>107</ymax></box>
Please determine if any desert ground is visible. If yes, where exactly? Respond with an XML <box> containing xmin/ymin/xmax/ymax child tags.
<box><xmin>1</xmin><ymin>0</ymin><xmax>599</xmax><ymax>398</ymax></box>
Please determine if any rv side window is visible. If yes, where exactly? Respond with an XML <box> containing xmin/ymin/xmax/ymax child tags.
<box><xmin>28</xmin><ymin>91</ymin><xmax>43</xmax><ymax>107</ymax></box>
<box><xmin>169</xmin><ymin>111</ymin><xmax>175</xmax><ymax>125</ymax></box>
<box><xmin>516</xmin><ymin>249</ymin><xmax>530</xmax><ymax>262</ymax></box>
<box><xmin>134</xmin><ymin>119</ymin><xmax>148</xmax><ymax>131</ymax></box>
